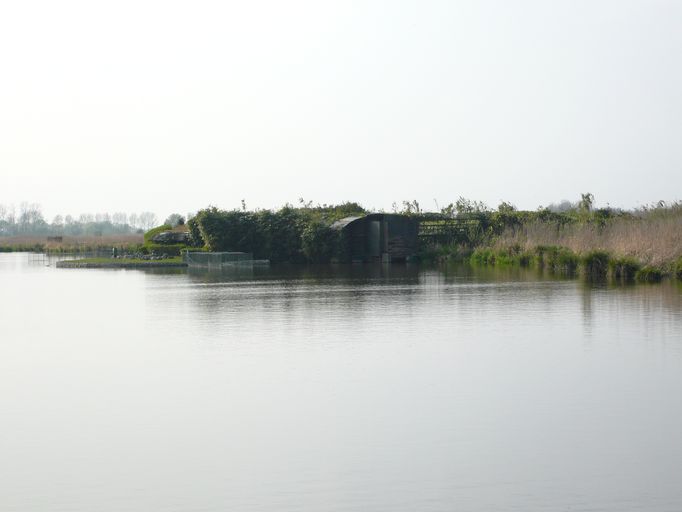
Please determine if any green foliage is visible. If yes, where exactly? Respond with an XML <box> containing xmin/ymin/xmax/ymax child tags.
<box><xmin>301</xmin><ymin>221</ymin><xmax>340</xmax><ymax>263</ymax></box>
<box><xmin>296</xmin><ymin>199</ymin><xmax>367</xmax><ymax>222</ymax></box>
<box><xmin>497</xmin><ymin>201</ymin><xmax>517</xmax><ymax>213</ymax></box>
<box><xmin>66</xmin><ymin>257</ymin><xmax>183</xmax><ymax>265</ymax></box>
<box><xmin>470</xmin><ymin>248</ymin><xmax>495</xmax><ymax>265</ymax></box>
<box><xmin>393</xmin><ymin>200</ymin><xmax>422</xmax><ymax>216</ymax></box>
<box><xmin>610</xmin><ymin>257</ymin><xmax>641</xmax><ymax>280</ymax></box>
<box><xmin>253</xmin><ymin>207</ymin><xmax>307</xmax><ymax>263</ymax></box>
<box><xmin>535</xmin><ymin>245</ymin><xmax>579</xmax><ymax>274</ymax></box>
<box><xmin>636</xmin><ymin>266</ymin><xmax>663</xmax><ymax>282</ymax></box>
<box><xmin>144</xmin><ymin>243</ymin><xmax>186</xmax><ymax>256</ymax></box>
<box><xmin>470</xmin><ymin>245</ymin><xmax>533</xmax><ymax>267</ymax></box>
<box><xmin>144</xmin><ymin>224</ymin><xmax>172</xmax><ymax>244</ymax></box>
<box><xmin>187</xmin><ymin>216</ymin><xmax>204</xmax><ymax>247</ymax></box>
<box><xmin>194</xmin><ymin>208</ymin><xmax>266</xmax><ymax>255</ymax></box>
<box><xmin>190</xmin><ymin>203</ymin><xmax>360</xmax><ymax>263</ymax></box>
<box><xmin>582</xmin><ymin>250</ymin><xmax>610</xmax><ymax>279</ymax></box>
<box><xmin>579</xmin><ymin>192</ymin><xmax>594</xmax><ymax>213</ymax></box>
<box><xmin>676</xmin><ymin>257</ymin><xmax>682</xmax><ymax>280</ymax></box>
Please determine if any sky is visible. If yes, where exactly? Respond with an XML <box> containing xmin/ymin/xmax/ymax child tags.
<box><xmin>1</xmin><ymin>0</ymin><xmax>681</xmax><ymax>221</ymax></box>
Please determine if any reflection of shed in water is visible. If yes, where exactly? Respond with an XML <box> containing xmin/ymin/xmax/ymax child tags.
<box><xmin>331</xmin><ymin>214</ymin><xmax>419</xmax><ymax>263</ymax></box>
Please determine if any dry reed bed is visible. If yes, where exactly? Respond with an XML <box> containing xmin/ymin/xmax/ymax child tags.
<box><xmin>495</xmin><ymin>211</ymin><xmax>682</xmax><ymax>267</ymax></box>
<box><xmin>0</xmin><ymin>234</ymin><xmax>143</xmax><ymax>251</ymax></box>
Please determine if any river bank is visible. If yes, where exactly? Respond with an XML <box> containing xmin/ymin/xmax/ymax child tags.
<box><xmin>56</xmin><ymin>257</ymin><xmax>186</xmax><ymax>269</ymax></box>
<box><xmin>419</xmin><ymin>202</ymin><xmax>682</xmax><ymax>280</ymax></box>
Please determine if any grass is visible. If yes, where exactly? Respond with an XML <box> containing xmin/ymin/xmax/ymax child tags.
<box><xmin>610</xmin><ymin>257</ymin><xmax>641</xmax><ymax>280</ymax></box>
<box><xmin>534</xmin><ymin>246</ymin><xmax>579</xmax><ymax>274</ymax></box>
<box><xmin>143</xmin><ymin>224</ymin><xmax>172</xmax><ymax>243</ymax></box>
<box><xmin>470</xmin><ymin>246</ymin><xmax>534</xmax><ymax>267</ymax></box>
<box><xmin>56</xmin><ymin>256</ymin><xmax>186</xmax><ymax>269</ymax></box>
<box><xmin>635</xmin><ymin>266</ymin><xmax>663</xmax><ymax>282</ymax></box>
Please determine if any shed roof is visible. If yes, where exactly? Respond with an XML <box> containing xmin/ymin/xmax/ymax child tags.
<box><xmin>330</xmin><ymin>216</ymin><xmax>362</xmax><ymax>230</ymax></box>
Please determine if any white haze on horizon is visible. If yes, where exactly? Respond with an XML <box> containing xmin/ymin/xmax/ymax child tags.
<box><xmin>1</xmin><ymin>0</ymin><xmax>681</xmax><ymax>221</ymax></box>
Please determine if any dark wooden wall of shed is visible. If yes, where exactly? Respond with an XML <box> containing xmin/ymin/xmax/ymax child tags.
<box><xmin>384</xmin><ymin>215</ymin><xmax>418</xmax><ymax>260</ymax></box>
<box><xmin>338</xmin><ymin>215</ymin><xmax>418</xmax><ymax>262</ymax></box>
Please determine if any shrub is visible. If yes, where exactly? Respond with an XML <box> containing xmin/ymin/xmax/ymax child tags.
<box><xmin>469</xmin><ymin>246</ymin><xmax>533</xmax><ymax>267</ymax></box>
<box><xmin>301</xmin><ymin>221</ymin><xmax>340</xmax><ymax>263</ymax></box>
<box><xmin>144</xmin><ymin>243</ymin><xmax>186</xmax><ymax>256</ymax></box>
<box><xmin>470</xmin><ymin>248</ymin><xmax>495</xmax><ymax>265</ymax></box>
<box><xmin>636</xmin><ymin>266</ymin><xmax>663</xmax><ymax>282</ymax></box>
<box><xmin>187</xmin><ymin>217</ymin><xmax>204</xmax><ymax>247</ymax></box>
<box><xmin>676</xmin><ymin>257</ymin><xmax>682</xmax><ymax>280</ymax></box>
<box><xmin>254</xmin><ymin>207</ymin><xmax>307</xmax><ymax>263</ymax></box>
<box><xmin>610</xmin><ymin>257</ymin><xmax>641</xmax><ymax>280</ymax></box>
<box><xmin>193</xmin><ymin>208</ymin><xmax>267</xmax><ymax>256</ymax></box>
<box><xmin>582</xmin><ymin>250</ymin><xmax>610</xmax><ymax>279</ymax></box>
<box><xmin>539</xmin><ymin>246</ymin><xmax>579</xmax><ymax>274</ymax></box>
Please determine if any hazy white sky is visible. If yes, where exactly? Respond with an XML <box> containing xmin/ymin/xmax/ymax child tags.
<box><xmin>1</xmin><ymin>0</ymin><xmax>680</xmax><ymax>220</ymax></box>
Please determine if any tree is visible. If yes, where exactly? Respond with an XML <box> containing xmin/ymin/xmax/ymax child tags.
<box><xmin>18</xmin><ymin>203</ymin><xmax>47</xmax><ymax>233</ymax></box>
<box><xmin>579</xmin><ymin>193</ymin><xmax>594</xmax><ymax>213</ymax></box>
<box><xmin>138</xmin><ymin>212</ymin><xmax>157</xmax><ymax>231</ymax></box>
<box><xmin>497</xmin><ymin>201</ymin><xmax>517</xmax><ymax>213</ymax></box>
<box><xmin>164</xmin><ymin>213</ymin><xmax>185</xmax><ymax>227</ymax></box>
<box><xmin>301</xmin><ymin>221</ymin><xmax>340</xmax><ymax>263</ymax></box>
<box><xmin>454</xmin><ymin>197</ymin><xmax>489</xmax><ymax>215</ymax></box>
<box><xmin>112</xmin><ymin>212</ymin><xmax>128</xmax><ymax>226</ymax></box>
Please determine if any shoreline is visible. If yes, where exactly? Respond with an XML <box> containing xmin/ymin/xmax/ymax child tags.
<box><xmin>56</xmin><ymin>259</ymin><xmax>187</xmax><ymax>269</ymax></box>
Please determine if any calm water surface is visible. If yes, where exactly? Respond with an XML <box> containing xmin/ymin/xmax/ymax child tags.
<box><xmin>2</xmin><ymin>253</ymin><xmax>682</xmax><ymax>512</ymax></box>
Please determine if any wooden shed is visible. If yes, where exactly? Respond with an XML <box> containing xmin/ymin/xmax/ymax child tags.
<box><xmin>331</xmin><ymin>214</ymin><xmax>419</xmax><ymax>263</ymax></box>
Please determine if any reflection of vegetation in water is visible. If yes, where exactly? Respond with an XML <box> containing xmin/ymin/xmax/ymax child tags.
<box><xmin>187</xmin><ymin>262</ymin><xmax>422</xmax><ymax>287</ymax></box>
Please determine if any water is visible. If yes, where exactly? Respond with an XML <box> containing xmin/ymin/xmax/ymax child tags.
<box><xmin>2</xmin><ymin>253</ymin><xmax>682</xmax><ymax>512</ymax></box>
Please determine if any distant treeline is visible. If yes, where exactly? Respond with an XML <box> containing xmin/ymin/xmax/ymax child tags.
<box><xmin>0</xmin><ymin>203</ymin><xmax>159</xmax><ymax>236</ymax></box>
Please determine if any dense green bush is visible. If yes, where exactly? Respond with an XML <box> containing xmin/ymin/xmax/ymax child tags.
<box><xmin>470</xmin><ymin>248</ymin><xmax>495</xmax><ymax>265</ymax></box>
<box><xmin>143</xmin><ymin>243</ymin><xmax>186</xmax><ymax>256</ymax></box>
<box><xmin>254</xmin><ymin>207</ymin><xmax>307</xmax><ymax>263</ymax></box>
<box><xmin>301</xmin><ymin>221</ymin><xmax>340</xmax><ymax>263</ymax></box>
<box><xmin>676</xmin><ymin>257</ymin><xmax>682</xmax><ymax>280</ymax></box>
<box><xmin>469</xmin><ymin>246</ymin><xmax>533</xmax><ymax>267</ymax></box>
<box><xmin>636</xmin><ymin>266</ymin><xmax>663</xmax><ymax>282</ymax></box>
<box><xmin>582</xmin><ymin>250</ymin><xmax>610</xmax><ymax>279</ymax></box>
<box><xmin>535</xmin><ymin>246</ymin><xmax>578</xmax><ymax>274</ymax></box>
<box><xmin>187</xmin><ymin>217</ymin><xmax>204</xmax><ymax>247</ymax></box>
<box><xmin>193</xmin><ymin>208</ymin><xmax>266</xmax><ymax>255</ymax></box>
<box><xmin>610</xmin><ymin>257</ymin><xmax>641</xmax><ymax>280</ymax></box>
<box><xmin>190</xmin><ymin>204</ymin><xmax>356</xmax><ymax>263</ymax></box>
